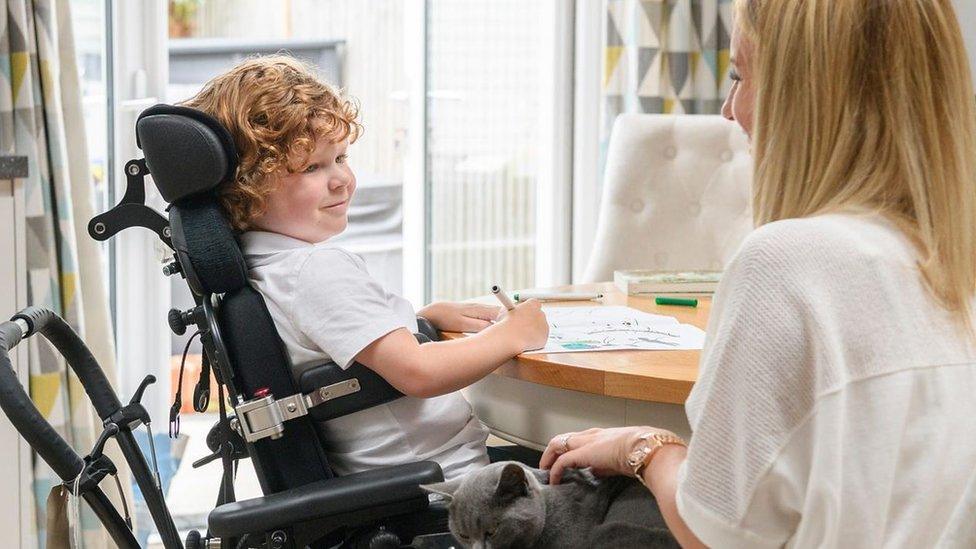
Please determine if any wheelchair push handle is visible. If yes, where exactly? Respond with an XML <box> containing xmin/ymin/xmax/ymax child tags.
<box><xmin>0</xmin><ymin>315</ymin><xmax>86</xmax><ymax>481</ymax></box>
<box><xmin>11</xmin><ymin>306</ymin><xmax>123</xmax><ymax>419</ymax></box>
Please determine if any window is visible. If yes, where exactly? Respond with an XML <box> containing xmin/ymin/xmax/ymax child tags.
<box><xmin>421</xmin><ymin>0</ymin><xmax>574</xmax><ymax>302</ymax></box>
<box><xmin>426</xmin><ymin>0</ymin><xmax>552</xmax><ymax>300</ymax></box>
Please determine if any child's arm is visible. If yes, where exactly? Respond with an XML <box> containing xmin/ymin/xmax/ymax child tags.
<box><xmin>355</xmin><ymin>299</ymin><xmax>548</xmax><ymax>398</ymax></box>
<box><xmin>416</xmin><ymin>301</ymin><xmax>502</xmax><ymax>332</ymax></box>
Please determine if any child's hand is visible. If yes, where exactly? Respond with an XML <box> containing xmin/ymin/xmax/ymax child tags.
<box><xmin>418</xmin><ymin>301</ymin><xmax>504</xmax><ymax>333</ymax></box>
<box><xmin>498</xmin><ymin>299</ymin><xmax>549</xmax><ymax>352</ymax></box>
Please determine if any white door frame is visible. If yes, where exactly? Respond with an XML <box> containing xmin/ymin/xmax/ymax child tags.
<box><xmin>571</xmin><ymin>0</ymin><xmax>604</xmax><ymax>281</ymax></box>
<box><xmin>110</xmin><ymin>0</ymin><xmax>172</xmax><ymax>426</ymax></box>
<box><xmin>402</xmin><ymin>0</ymin><xmax>428</xmax><ymax>307</ymax></box>
<box><xmin>0</xmin><ymin>172</ymin><xmax>32</xmax><ymax>548</ymax></box>
<box><xmin>535</xmin><ymin>0</ymin><xmax>575</xmax><ymax>288</ymax></box>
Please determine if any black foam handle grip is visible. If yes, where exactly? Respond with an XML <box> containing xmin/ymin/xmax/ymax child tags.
<box><xmin>12</xmin><ymin>307</ymin><xmax>122</xmax><ymax>419</ymax></box>
<box><xmin>0</xmin><ymin>319</ymin><xmax>85</xmax><ymax>481</ymax></box>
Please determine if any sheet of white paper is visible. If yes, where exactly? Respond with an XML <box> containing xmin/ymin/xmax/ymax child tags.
<box><xmin>522</xmin><ymin>306</ymin><xmax>706</xmax><ymax>354</ymax></box>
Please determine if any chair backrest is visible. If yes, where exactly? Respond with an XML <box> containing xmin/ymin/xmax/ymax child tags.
<box><xmin>581</xmin><ymin>114</ymin><xmax>753</xmax><ymax>282</ymax></box>
<box><xmin>136</xmin><ymin>105</ymin><xmax>334</xmax><ymax>494</ymax></box>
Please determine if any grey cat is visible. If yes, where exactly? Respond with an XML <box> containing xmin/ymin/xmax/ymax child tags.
<box><xmin>421</xmin><ymin>461</ymin><xmax>679</xmax><ymax>549</ymax></box>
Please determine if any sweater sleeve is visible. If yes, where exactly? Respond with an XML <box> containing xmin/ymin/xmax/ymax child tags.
<box><xmin>675</xmin><ymin>222</ymin><xmax>822</xmax><ymax>548</ymax></box>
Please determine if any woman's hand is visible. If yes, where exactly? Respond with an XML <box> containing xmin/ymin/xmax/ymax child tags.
<box><xmin>417</xmin><ymin>301</ymin><xmax>503</xmax><ymax>333</ymax></box>
<box><xmin>540</xmin><ymin>426</ymin><xmax>677</xmax><ymax>484</ymax></box>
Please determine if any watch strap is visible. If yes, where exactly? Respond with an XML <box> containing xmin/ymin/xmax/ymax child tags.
<box><xmin>630</xmin><ymin>432</ymin><xmax>687</xmax><ymax>484</ymax></box>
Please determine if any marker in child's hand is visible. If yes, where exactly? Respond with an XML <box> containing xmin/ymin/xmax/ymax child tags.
<box><xmin>492</xmin><ymin>285</ymin><xmax>516</xmax><ymax>310</ymax></box>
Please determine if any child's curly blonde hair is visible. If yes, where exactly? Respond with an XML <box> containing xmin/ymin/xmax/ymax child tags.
<box><xmin>181</xmin><ymin>55</ymin><xmax>362</xmax><ymax>231</ymax></box>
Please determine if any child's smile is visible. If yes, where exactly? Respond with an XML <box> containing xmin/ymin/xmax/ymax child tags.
<box><xmin>321</xmin><ymin>197</ymin><xmax>349</xmax><ymax>212</ymax></box>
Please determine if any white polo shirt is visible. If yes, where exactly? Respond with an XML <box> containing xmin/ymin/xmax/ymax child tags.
<box><xmin>677</xmin><ymin>214</ymin><xmax>976</xmax><ymax>548</ymax></box>
<box><xmin>240</xmin><ymin>230</ymin><xmax>490</xmax><ymax>480</ymax></box>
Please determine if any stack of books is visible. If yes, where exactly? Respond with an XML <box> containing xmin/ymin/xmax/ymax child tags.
<box><xmin>613</xmin><ymin>270</ymin><xmax>722</xmax><ymax>296</ymax></box>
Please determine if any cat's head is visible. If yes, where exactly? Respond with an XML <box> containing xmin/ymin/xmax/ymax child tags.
<box><xmin>421</xmin><ymin>461</ymin><xmax>547</xmax><ymax>549</ymax></box>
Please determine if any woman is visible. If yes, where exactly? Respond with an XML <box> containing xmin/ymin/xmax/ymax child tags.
<box><xmin>540</xmin><ymin>1</ymin><xmax>976</xmax><ymax>547</ymax></box>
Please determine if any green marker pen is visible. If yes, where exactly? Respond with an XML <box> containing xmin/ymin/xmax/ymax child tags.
<box><xmin>655</xmin><ymin>296</ymin><xmax>698</xmax><ymax>307</ymax></box>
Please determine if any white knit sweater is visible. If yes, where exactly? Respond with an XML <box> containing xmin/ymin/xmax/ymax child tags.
<box><xmin>675</xmin><ymin>213</ymin><xmax>976</xmax><ymax>548</ymax></box>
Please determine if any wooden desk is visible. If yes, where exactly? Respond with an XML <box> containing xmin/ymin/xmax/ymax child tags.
<box><xmin>443</xmin><ymin>283</ymin><xmax>710</xmax><ymax>449</ymax></box>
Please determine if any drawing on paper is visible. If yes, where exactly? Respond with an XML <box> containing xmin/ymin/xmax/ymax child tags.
<box><xmin>524</xmin><ymin>306</ymin><xmax>705</xmax><ymax>354</ymax></box>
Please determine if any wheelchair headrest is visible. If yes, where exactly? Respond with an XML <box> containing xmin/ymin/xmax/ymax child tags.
<box><xmin>136</xmin><ymin>104</ymin><xmax>248</xmax><ymax>296</ymax></box>
<box><xmin>169</xmin><ymin>196</ymin><xmax>249</xmax><ymax>296</ymax></box>
<box><xmin>136</xmin><ymin>104</ymin><xmax>238</xmax><ymax>204</ymax></box>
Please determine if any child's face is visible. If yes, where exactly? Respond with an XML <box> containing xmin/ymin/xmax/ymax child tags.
<box><xmin>252</xmin><ymin>134</ymin><xmax>356</xmax><ymax>243</ymax></box>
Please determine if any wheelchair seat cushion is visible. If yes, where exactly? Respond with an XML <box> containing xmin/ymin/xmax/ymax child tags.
<box><xmin>207</xmin><ymin>461</ymin><xmax>444</xmax><ymax>538</ymax></box>
<box><xmin>136</xmin><ymin>104</ymin><xmax>238</xmax><ymax>203</ymax></box>
<box><xmin>169</xmin><ymin>195</ymin><xmax>248</xmax><ymax>295</ymax></box>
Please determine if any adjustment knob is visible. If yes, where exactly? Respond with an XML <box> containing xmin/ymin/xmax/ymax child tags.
<box><xmin>184</xmin><ymin>530</ymin><xmax>203</xmax><ymax>549</ymax></box>
<box><xmin>168</xmin><ymin>308</ymin><xmax>188</xmax><ymax>335</ymax></box>
<box><xmin>162</xmin><ymin>259</ymin><xmax>182</xmax><ymax>277</ymax></box>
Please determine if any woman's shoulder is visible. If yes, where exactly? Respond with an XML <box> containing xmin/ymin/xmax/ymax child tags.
<box><xmin>730</xmin><ymin>213</ymin><xmax>913</xmax><ymax>283</ymax></box>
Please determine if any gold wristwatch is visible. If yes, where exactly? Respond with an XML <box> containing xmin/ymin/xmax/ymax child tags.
<box><xmin>626</xmin><ymin>431</ymin><xmax>687</xmax><ymax>485</ymax></box>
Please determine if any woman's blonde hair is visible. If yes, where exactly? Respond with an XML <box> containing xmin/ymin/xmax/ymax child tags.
<box><xmin>181</xmin><ymin>55</ymin><xmax>361</xmax><ymax>231</ymax></box>
<box><xmin>735</xmin><ymin>0</ymin><xmax>976</xmax><ymax>330</ymax></box>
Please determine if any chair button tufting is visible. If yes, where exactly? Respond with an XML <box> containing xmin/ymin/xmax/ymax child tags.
<box><xmin>721</xmin><ymin>150</ymin><xmax>734</xmax><ymax>162</ymax></box>
<box><xmin>630</xmin><ymin>199</ymin><xmax>645</xmax><ymax>213</ymax></box>
<box><xmin>688</xmin><ymin>202</ymin><xmax>702</xmax><ymax>216</ymax></box>
<box><xmin>664</xmin><ymin>146</ymin><xmax>678</xmax><ymax>159</ymax></box>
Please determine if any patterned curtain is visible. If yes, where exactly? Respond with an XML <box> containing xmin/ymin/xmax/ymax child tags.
<box><xmin>601</xmin><ymin>0</ymin><xmax>734</xmax><ymax>152</ymax></box>
<box><xmin>2</xmin><ymin>0</ymin><xmax>126</xmax><ymax>547</ymax></box>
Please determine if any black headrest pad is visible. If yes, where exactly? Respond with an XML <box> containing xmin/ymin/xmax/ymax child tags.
<box><xmin>169</xmin><ymin>196</ymin><xmax>249</xmax><ymax>296</ymax></box>
<box><xmin>136</xmin><ymin>104</ymin><xmax>239</xmax><ymax>204</ymax></box>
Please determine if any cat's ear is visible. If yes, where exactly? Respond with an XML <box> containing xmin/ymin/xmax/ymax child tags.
<box><xmin>494</xmin><ymin>463</ymin><xmax>530</xmax><ymax>502</ymax></box>
<box><xmin>420</xmin><ymin>478</ymin><xmax>462</xmax><ymax>502</ymax></box>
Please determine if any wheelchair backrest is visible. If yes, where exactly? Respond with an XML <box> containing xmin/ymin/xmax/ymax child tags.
<box><xmin>136</xmin><ymin>105</ymin><xmax>335</xmax><ymax>493</ymax></box>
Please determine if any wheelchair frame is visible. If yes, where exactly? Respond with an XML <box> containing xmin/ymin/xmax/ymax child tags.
<box><xmin>0</xmin><ymin>307</ymin><xmax>179</xmax><ymax>548</ymax></box>
<box><xmin>0</xmin><ymin>105</ymin><xmax>454</xmax><ymax>549</ymax></box>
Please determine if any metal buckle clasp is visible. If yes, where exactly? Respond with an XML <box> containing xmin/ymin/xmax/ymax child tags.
<box><xmin>234</xmin><ymin>379</ymin><xmax>362</xmax><ymax>443</ymax></box>
<box><xmin>236</xmin><ymin>394</ymin><xmax>309</xmax><ymax>442</ymax></box>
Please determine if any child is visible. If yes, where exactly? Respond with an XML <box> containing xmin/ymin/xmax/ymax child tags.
<box><xmin>181</xmin><ymin>55</ymin><xmax>548</xmax><ymax>480</ymax></box>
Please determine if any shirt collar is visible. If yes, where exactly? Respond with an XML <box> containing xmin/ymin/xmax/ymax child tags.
<box><xmin>239</xmin><ymin>230</ymin><xmax>313</xmax><ymax>257</ymax></box>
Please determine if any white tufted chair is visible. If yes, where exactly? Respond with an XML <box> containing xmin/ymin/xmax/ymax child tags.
<box><xmin>582</xmin><ymin>114</ymin><xmax>754</xmax><ymax>283</ymax></box>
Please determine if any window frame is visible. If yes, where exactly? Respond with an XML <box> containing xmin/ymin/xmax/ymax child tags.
<box><xmin>571</xmin><ymin>0</ymin><xmax>604</xmax><ymax>281</ymax></box>
<box><xmin>110</xmin><ymin>0</ymin><xmax>172</xmax><ymax>426</ymax></box>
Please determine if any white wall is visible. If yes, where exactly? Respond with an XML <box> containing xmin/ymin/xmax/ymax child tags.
<box><xmin>953</xmin><ymin>0</ymin><xmax>976</xmax><ymax>83</ymax></box>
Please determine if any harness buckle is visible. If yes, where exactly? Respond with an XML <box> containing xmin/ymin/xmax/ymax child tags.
<box><xmin>235</xmin><ymin>379</ymin><xmax>362</xmax><ymax>442</ymax></box>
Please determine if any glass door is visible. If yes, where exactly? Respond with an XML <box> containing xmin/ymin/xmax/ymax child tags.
<box><xmin>423</xmin><ymin>0</ymin><xmax>573</xmax><ymax>302</ymax></box>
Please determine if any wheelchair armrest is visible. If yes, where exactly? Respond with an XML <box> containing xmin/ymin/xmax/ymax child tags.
<box><xmin>416</xmin><ymin>316</ymin><xmax>441</xmax><ymax>343</ymax></box>
<box><xmin>299</xmin><ymin>361</ymin><xmax>403</xmax><ymax>421</ymax></box>
<box><xmin>297</xmin><ymin>322</ymin><xmax>439</xmax><ymax>422</ymax></box>
<box><xmin>207</xmin><ymin>461</ymin><xmax>444</xmax><ymax>538</ymax></box>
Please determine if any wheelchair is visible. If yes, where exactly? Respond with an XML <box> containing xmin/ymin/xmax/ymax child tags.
<box><xmin>0</xmin><ymin>104</ymin><xmax>454</xmax><ymax>548</ymax></box>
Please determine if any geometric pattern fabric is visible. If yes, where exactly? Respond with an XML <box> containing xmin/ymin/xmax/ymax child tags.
<box><xmin>2</xmin><ymin>0</ymin><xmax>115</xmax><ymax>546</ymax></box>
<box><xmin>602</xmin><ymin>0</ymin><xmax>733</xmax><ymax>147</ymax></box>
